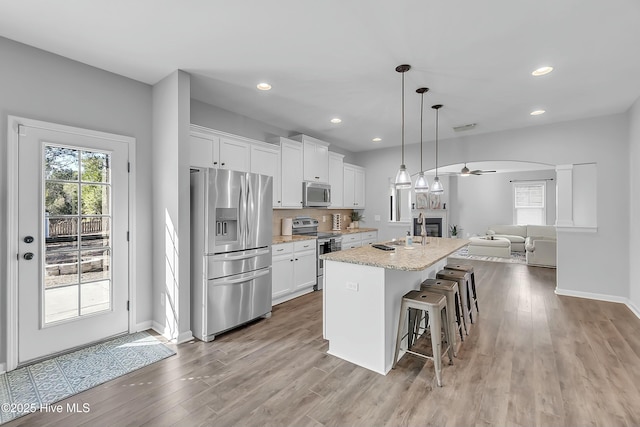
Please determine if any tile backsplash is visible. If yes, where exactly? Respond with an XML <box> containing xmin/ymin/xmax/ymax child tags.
<box><xmin>273</xmin><ymin>209</ymin><xmax>356</xmax><ymax>235</ymax></box>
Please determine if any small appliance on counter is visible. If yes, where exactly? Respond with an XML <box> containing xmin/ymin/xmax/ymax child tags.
<box><xmin>291</xmin><ymin>216</ymin><xmax>341</xmax><ymax>290</ymax></box>
<box><xmin>282</xmin><ymin>217</ymin><xmax>293</xmax><ymax>236</ymax></box>
<box><xmin>190</xmin><ymin>168</ymin><xmax>273</xmax><ymax>342</ymax></box>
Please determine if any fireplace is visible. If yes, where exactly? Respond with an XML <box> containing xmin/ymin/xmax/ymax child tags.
<box><xmin>413</xmin><ymin>217</ymin><xmax>442</xmax><ymax>237</ymax></box>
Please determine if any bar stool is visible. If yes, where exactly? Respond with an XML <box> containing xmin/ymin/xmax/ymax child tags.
<box><xmin>393</xmin><ymin>289</ymin><xmax>454</xmax><ymax>387</ymax></box>
<box><xmin>421</xmin><ymin>278</ymin><xmax>467</xmax><ymax>354</ymax></box>
<box><xmin>437</xmin><ymin>269</ymin><xmax>474</xmax><ymax>325</ymax></box>
<box><xmin>445</xmin><ymin>263</ymin><xmax>479</xmax><ymax>315</ymax></box>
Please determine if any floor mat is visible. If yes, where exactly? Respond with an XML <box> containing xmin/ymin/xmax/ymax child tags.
<box><xmin>0</xmin><ymin>330</ymin><xmax>175</xmax><ymax>424</ymax></box>
<box><xmin>448</xmin><ymin>245</ymin><xmax>527</xmax><ymax>264</ymax></box>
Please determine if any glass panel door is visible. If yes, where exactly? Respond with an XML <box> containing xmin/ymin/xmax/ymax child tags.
<box><xmin>43</xmin><ymin>146</ymin><xmax>112</xmax><ymax>324</ymax></box>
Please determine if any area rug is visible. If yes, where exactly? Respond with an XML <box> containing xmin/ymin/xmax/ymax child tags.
<box><xmin>0</xmin><ymin>331</ymin><xmax>175</xmax><ymax>424</ymax></box>
<box><xmin>448</xmin><ymin>245</ymin><xmax>527</xmax><ymax>265</ymax></box>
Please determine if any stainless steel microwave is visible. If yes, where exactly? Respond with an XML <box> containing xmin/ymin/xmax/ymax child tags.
<box><xmin>302</xmin><ymin>181</ymin><xmax>331</xmax><ymax>207</ymax></box>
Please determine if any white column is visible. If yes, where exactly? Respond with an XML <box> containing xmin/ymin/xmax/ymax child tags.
<box><xmin>555</xmin><ymin>164</ymin><xmax>574</xmax><ymax>227</ymax></box>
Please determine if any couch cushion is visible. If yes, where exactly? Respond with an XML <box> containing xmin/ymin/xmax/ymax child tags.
<box><xmin>496</xmin><ymin>235</ymin><xmax>526</xmax><ymax>244</ymax></box>
<box><xmin>488</xmin><ymin>225</ymin><xmax>527</xmax><ymax>238</ymax></box>
<box><xmin>527</xmin><ymin>225</ymin><xmax>556</xmax><ymax>238</ymax></box>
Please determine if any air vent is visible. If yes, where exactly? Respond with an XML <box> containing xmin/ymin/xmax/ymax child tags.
<box><xmin>453</xmin><ymin>123</ymin><xmax>477</xmax><ymax>132</ymax></box>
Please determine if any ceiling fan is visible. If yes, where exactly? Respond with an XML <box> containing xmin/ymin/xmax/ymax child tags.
<box><xmin>460</xmin><ymin>163</ymin><xmax>496</xmax><ymax>176</ymax></box>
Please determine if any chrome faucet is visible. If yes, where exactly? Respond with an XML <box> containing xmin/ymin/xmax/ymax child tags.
<box><xmin>418</xmin><ymin>212</ymin><xmax>427</xmax><ymax>245</ymax></box>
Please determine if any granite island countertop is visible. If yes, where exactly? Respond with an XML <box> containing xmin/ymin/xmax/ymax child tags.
<box><xmin>320</xmin><ymin>237</ymin><xmax>469</xmax><ymax>271</ymax></box>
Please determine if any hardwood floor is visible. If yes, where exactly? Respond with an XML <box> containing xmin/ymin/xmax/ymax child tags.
<box><xmin>7</xmin><ymin>260</ymin><xmax>640</xmax><ymax>426</ymax></box>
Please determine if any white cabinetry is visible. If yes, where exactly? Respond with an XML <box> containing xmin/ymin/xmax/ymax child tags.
<box><xmin>220</xmin><ymin>137</ymin><xmax>250</xmax><ymax>172</ymax></box>
<box><xmin>342</xmin><ymin>233</ymin><xmax>362</xmax><ymax>250</ymax></box>
<box><xmin>328</xmin><ymin>152</ymin><xmax>344</xmax><ymax>208</ymax></box>
<box><xmin>272</xmin><ymin>240</ymin><xmax>317</xmax><ymax>305</ymax></box>
<box><xmin>277</xmin><ymin>137</ymin><xmax>304</xmax><ymax>208</ymax></box>
<box><xmin>344</xmin><ymin>163</ymin><xmax>366</xmax><ymax>208</ymax></box>
<box><xmin>251</xmin><ymin>143</ymin><xmax>281</xmax><ymax>207</ymax></box>
<box><xmin>342</xmin><ymin>230</ymin><xmax>378</xmax><ymax>250</ymax></box>
<box><xmin>272</xmin><ymin>243</ymin><xmax>295</xmax><ymax>300</ymax></box>
<box><xmin>189</xmin><ymin>133</ymin><xmax>220</xmax><ymax>168</ymax></box>
<box><xmin>189</xmin><ymin>125</ymin><xmax>283</xmax><ymax>207</ymax></box>
<box><xmin>291</xmin><ymin>134</ymin><xmax>330</xmax><ymax>183</ymax></box>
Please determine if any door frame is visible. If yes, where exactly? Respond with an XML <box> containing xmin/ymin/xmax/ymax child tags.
<box><xmin>5</xmin><ymin>116</ymin><xmax>137</xmax><ymax>371</ymax></box>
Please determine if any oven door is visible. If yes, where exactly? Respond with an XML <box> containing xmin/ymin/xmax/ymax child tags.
<box><xmin>316</xmin><ymin>237</ymin><xmax>342</xmax><ymax>290</ymax></box>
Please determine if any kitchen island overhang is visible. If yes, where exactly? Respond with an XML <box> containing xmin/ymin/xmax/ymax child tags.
<box><xmin>321</xmin><ymin>238</ymin><xmax>469</xmax><ymax>375</ymax></box>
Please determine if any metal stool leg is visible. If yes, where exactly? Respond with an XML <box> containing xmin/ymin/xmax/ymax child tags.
<box><xmin>393</xmin><ymin>300</ymin><xmax>408</xmax><ymax>369</ymax></box>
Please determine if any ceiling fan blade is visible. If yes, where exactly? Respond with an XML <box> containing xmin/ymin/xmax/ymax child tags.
<box><xmin>470</xmin><ymin>169</ymin><xmax>496</xmax><ymax>175</ymax></box>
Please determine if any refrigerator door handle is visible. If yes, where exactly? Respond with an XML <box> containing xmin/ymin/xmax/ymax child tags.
<box><xmin>212</xmin><ymin>248</ymin><xmax>270</xmax><ymax>261</ymax></box>
<box><xmin>212</xmin><ymin>268</ymin><xmax>270</xmax><ymax>286</ymax></box>
<box><xmin>246</xmin><ymin>175</ymin><xmax>251</xmax><ymax>244</ymax></box>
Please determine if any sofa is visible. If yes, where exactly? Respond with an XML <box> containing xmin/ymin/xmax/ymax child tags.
<box><xmin>486</xmin><ymin>224</ymin><xmax>557</xmax><ymax>268</ymax></box>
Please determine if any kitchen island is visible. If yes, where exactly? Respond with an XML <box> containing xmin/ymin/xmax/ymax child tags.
<box><xmin>320</xmin><ymin>237</ymin><xmax>469</xmax><ymax>374</ymax></box>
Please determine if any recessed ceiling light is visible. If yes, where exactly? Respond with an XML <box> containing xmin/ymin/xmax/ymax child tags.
<box><xmin>530</xmin><ymin>109</ymin><xmax>546</xmax><ymax>116</ymax></box>
<box><xmin>372</xmin><ymin>137</ymin><xmax>382</xmax><ymax>142</ymax></box>
<box><xmin>330</xmin><ymin>118</ymin><xmax>342</xmax><ymax>124</ymax></box>
<box><xmin>532</xmin><ymin>66</ymin><xmax>553</xmax><ymax>76</ymax></box>
<box><xmin>256</xmin><ymin>82</ymin><xmax>272</xmax><ymax>91</ymax></box>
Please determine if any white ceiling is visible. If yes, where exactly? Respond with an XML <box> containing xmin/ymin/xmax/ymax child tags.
<box><xmin>2</xmin><ymin>0</ymin><xmax>640</xmax><ymax>152</ymax></box>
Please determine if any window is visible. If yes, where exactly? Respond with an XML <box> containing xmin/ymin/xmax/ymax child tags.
<box><xmin>513</xmin><ymin>181</ymin><xmax>546</xmax><ymax>225</ymax></box>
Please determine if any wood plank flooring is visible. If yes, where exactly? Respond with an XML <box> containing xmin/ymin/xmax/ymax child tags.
<box><xmin>6</xmin><ymin>260</ymin><xmax>640</xmax><ymax>426</ymax></box>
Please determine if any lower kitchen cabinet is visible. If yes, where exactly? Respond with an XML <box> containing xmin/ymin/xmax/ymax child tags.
<box><xmin>272</xmin><ymin>240</ymin><xmax>317</xmax><ymax>305</ymax></box>
<box><xmin>342</xmin><ymin>230</ymin><xmax>378</xmax><ymax>250</ymax></box>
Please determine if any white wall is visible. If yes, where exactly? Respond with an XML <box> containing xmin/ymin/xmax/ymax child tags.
<box><xmin>448</xmin><ymin>169</ymin><xmax>557</xmax><ymax>238</ymax></box>
<box><xmin>356</xmin><ymin>113</ymin><xmax>630</xmax><ymax>299</ymax></box>
<box><xmin>0</xmin><ymin>37</ymin><xmax>153</xmax><ymax>367</ymax></box>
<box><xmin>152</xmin><ymin>71</ymin><xmax>192</xmax><ymax>342</ymax></box>
<box><xmin>629</xmin><ymin>97</ymin><xmax>640</xmax><ymax>313</ymax></box>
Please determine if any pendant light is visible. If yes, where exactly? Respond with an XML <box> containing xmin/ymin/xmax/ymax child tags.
<box><xmin>414</xmin><ymin>87</ymin><xmax>430</xmax><ymax>192</ymax></box>
<box><xmin>394</xmin><ymin>64</ymin><xmax>412</xmax><ymax>189</ymax></box>
<box><xmin>430</xmin><ymin>104</ymin><xmax>444</xmax><ymax>194</ymax></box>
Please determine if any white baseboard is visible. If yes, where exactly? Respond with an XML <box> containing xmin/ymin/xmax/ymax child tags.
<box><xmin>0</xmin><ymin>362</ymin><xmax>6</xmax><ymax>374</ymax></box>
<box><xmin>555</xmin><ymin>287</ymin><xmax>640</xmax><ymax>320</ymax></box>
<box><xmin>176</xmin><ymin>330</ymin><xmax>194</xmax><ymax>344</ymax></box>
<box><xmin>150</xmin><ymin>321</ymin><xmax>192</xmax><ymax>343</ymax></box>
<box><xmin>135</xmin><ymin>321</ymin><xmax>153</xmax><ymax>332</ymax></box>
<box><xmin>627</xmin><ymin>299</ymin><xmax>640</xmax><ymax>319</ymax></box>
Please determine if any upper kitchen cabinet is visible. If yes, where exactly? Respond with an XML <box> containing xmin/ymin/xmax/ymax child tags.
<box><xmin>251</xmin><ymin>142</ymin><xmax>282</xmax><ymax>207</ymax></box>
<box><xmin>274</xmin><ymin>137</ymin><xmax>303</xmax><ymax>208</ymax></box>
<box><xmin>344</xmin><ymin>163</ymin><xmax>366</xmax><ymax>208</ymax></box>
<box><xmin>189</xmin><ymin>125</ymin><xmax>250</xmax><ymax>172</ymax></box>
<box><xmin>328</xmin><ymin>152</ymin><xmax>344</xmax><ymax>208</ymax></box>
<box><xmin>291</xmin><ymin>134</ymin><xmax>330</xmax><ymax>183</ymax></box>
<box><xmin>219</xmin><ymin>137</ymin><xmax>250</xmax><ymax>172</ymax></box>
<box><xmin>189</xmin><ymin>132</ymin><xmax>220</xmax><ymax>168</ymax></box>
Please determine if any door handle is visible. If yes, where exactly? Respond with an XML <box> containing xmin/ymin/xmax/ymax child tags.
<box><xmin>23</xmin><ymin>252</ymin><xmax>34</xmax><ymax>260</ymax></box>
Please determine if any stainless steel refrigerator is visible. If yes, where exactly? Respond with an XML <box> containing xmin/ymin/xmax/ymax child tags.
<box><xmin>190</xmin><ymin>168</ymin><xmax>273</xmax><ymax>342</ymax></box>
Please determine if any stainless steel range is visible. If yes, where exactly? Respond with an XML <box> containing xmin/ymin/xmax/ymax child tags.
<box><xmin>291</xmin><ymin>217</ymin><xmax>342</xmax><ymax>290</ymax></box>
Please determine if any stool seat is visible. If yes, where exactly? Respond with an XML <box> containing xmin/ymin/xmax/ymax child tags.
<box><xmin>437</xmin><ymin>269</ymin><xmax>474</xmax><ymax>326</ymax></box>
<box><xmin>444</xmin><ymin>264</ymin><xmax>479</xmax><ymax>318</ymax></box>
<box><xmin>421</xmin><ymin>278</ymin><xmax>467</xmax><ymax>347</ymax></box>
<box><xmin>393</xmin><ymin>289</ymin><xmax>454</xmax><ymax>387</ymax></box>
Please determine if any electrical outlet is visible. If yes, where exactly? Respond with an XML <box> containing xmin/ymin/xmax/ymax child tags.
<box><xmin>346</xmin><ymin>281</ymin><xmax>359</xmax><ymax>291</ymax></box>
<box><xmin>374</xmin><ymin>215</ymin><xmax>381</xmax><ymax>222</ymax></box>
<box><xmin>322</xmin><ymin>215</ymin><xmax>327</xmax><ymax>222</ymax></box>
<box><xmin>160</xmin><ymin>292</ymin><xmax>165</xmax><ymax>307</ymax></box>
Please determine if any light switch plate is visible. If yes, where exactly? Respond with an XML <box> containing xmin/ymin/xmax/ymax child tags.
<box><xmin>346</xmin><ymin>281</ymin><xmax>359</xmax><ymax>291</ymax></box>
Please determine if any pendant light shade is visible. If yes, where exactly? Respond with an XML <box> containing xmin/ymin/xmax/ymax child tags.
<box><xmin>394</xmin><ymin>64</ymin><xmax>412</xmax><ymax>189</ymax></box>
<box><xmin>395</xmin><ymin>166</ymin><xmax>411</xmax><ymax>189</ymax></box>
<box><xmin>430</xmin><ymin>104</ymin><xmax>444</xmax><ymax>195</ymax></box>
<box><xmin>414</xmin><ymin>87</ymin><xmax>430</xmax><ymax>193</ymax></box>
